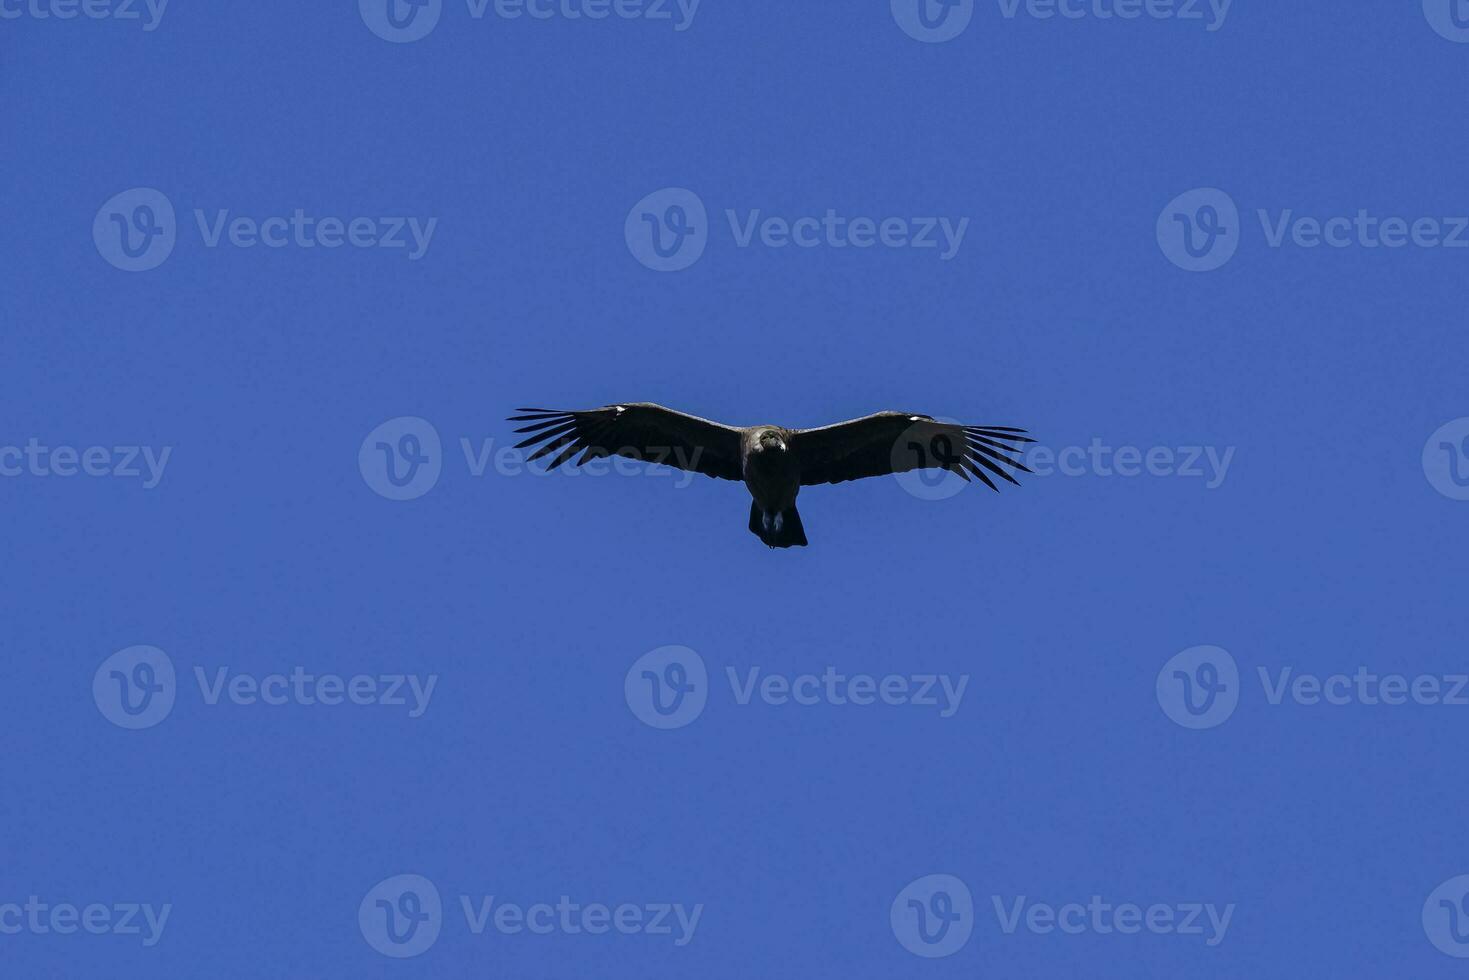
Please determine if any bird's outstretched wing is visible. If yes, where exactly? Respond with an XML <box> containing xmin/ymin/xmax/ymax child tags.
<box><xmin>508</xmin><ymin>403</ymin><xmax>744</xmax><ymax>481</ymax></box>
<box><xmin>791</xmin><ymin>411</ymin><xmax>1034</xmax><ymax>490</ymax></box>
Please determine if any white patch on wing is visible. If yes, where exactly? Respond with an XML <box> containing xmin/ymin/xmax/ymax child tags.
<box><xmin>909</xmin><ymin>415</ymin><xmax>921</xmax><ymax>421</ymax></box>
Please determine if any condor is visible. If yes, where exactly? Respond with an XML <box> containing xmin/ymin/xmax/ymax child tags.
<box><xmin>509</xmin><ymin>403</ymin><xmax>1032</xmax><ymax>549</ymax></box>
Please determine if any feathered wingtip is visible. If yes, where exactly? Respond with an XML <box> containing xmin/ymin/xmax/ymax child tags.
<box><xmin>953</xmin><ymin>425</ymin><xmax>1036</xmax><ymax>492</ymax></box>
<box><xmin>507</xmin><ymin>408</ymin><xmax>567</xmax><ymax>421</ymax></box>
<box><xmin>505</xmin><ymin>407</ymin><xmax>617</xmax><ymax>472</ymax></box>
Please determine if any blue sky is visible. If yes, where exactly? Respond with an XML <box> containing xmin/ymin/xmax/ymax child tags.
<box><xmin>4</xmin><ymin>1</ymin><xmax>1469</xmax><ymax>976</ymax></box>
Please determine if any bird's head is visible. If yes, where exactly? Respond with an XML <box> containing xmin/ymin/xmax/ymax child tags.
<box><xmin>756</xmin><ymin>429</ymin><xmax>787</xmax><ymax>454</ymax></box>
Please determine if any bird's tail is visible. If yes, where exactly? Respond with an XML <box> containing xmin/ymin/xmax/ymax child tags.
<box><xmin>748</xmin><ymin>502</ymin><xmax>808</xmax><ymax>549</ymax></box>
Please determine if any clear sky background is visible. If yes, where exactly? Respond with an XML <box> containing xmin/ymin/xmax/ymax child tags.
<box><xmin>4</xmin><ymin>1</ymin><xmax>1469</xmax><ymax>976</ymax></box>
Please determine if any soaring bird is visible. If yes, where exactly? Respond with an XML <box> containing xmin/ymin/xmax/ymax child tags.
<box><xmin>508</xmin><ymin>403</ymin><xmax>1033</xmax><ymax>549</ymax></box>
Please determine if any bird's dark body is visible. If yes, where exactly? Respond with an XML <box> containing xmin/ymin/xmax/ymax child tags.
<box><xmin>508</xmin><ymin>403</ymin><xmax>1032</xmax><ymax>550</ymax></box>
<box><xmin>741</xmin><ymin>427</ymin><xmax>807</xmax><ymax>548</ymax></box>
<box><xmin>741</xmin><ymin>427</ymin><xmax>799</xmax><ymax>509</ymax></box>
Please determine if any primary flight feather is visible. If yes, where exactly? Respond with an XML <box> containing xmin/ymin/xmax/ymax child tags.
<box><xmin>508</xmin><ymin>403</ymin><xmax>1033</xmax><ymax>549</ymax></box>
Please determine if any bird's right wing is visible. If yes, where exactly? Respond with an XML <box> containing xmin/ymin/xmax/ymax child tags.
<box><xmin>791</xmin><ymin>411</ymin><xmax>1033</xmax><ymax>490</ymax></box>
<box><xmin>508</xmin><ymin>403</ymin><xmax>744</xmax><ymax>481</ymax></box>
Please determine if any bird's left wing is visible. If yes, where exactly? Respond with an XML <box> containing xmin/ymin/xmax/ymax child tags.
<box><xmin>791</xmin><ymin>411</ymin><xmax>1034</xmax><ymax>490</ymax></box>
<box><xmin>508</xmin><ymin>403</ymin><xmax>744</xmax><ymax>481</ymax></box>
